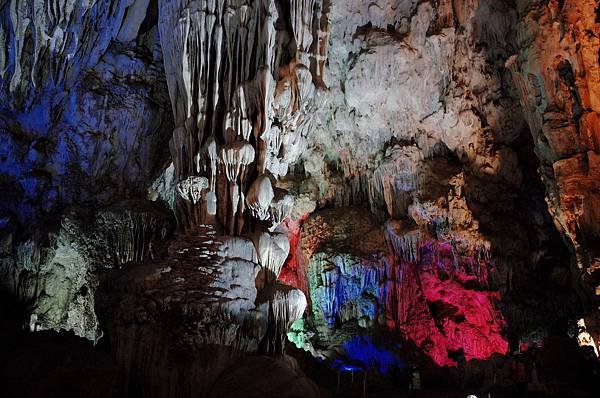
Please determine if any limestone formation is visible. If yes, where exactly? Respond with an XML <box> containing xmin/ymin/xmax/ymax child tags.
<box><xmin>1</xmin><ymin>0</ymin><xmax>600</xmax><ymax>396</ymax></box>
<box><xmin>253</xmin><ymin>229</ymin><xmax>291</xmax><ymax>288</ymax></box>
<box><xmin>149</xmin><ymin>0</ymin><xmax>320</xmax><ymax>364</ymax></box>
<box><xmin>158</xmin><ymin>0</ymin><xmax>321</xmax><ymax>234</ymax></box>
<box><xmin>508</xmin><ymin>0</ymin><xmax>600</xmax><ymax>315</ymax></box>
<box><xmin>246</xmin><ymin>174</ymin><xmax>275</xmax><ymax>222</ymax></box>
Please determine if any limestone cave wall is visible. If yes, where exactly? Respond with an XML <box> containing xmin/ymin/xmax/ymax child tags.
<box><xmin>0</xmin><ymin>0</ymin><xmax>599</xmax><ymax>397</ymax></box>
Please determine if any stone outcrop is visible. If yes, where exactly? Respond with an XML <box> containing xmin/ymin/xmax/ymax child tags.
<box><xmin>0</xmin><ymin>0</ymin><xmax>173</xmax><ymax>229</ymax></box>
<box><xmin>1</xmin><ymin>0</ymin><xmax>600</xmax><ymax>396</ymax></box>
<box><xmin>97</xmin><ymin>224</ymin><xmax>309</xmax><ymax>396</ymax></box>
<box><xmin>508</xmin><ymin>0</ymin><xmax>600</xmax><ymax>330</ymax></box>
<box><xmin>286</xmin><ymin>207</ymin><xmax>507</xmax><ymax>369</ymax></box>
<box><xmin>0</xmin><ymin>199</ymin><xmax>175</xmax><ymax>341</ymax></box>
<box><xmin>281</xmin><ymin>0</ymin><xmax>597</xmax><ymax>381</ymax></box>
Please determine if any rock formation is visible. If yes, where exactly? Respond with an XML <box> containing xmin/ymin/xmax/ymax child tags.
<box><xmin>1</xmin><ymin>0</ymin><xmax>599</xmax><ymax>397</ymax></box>
<box><xmin>508</xmin><ymin>0</ymin><xmax>600</xmax><ymax>320</ymax></box>
<box><xmin>152</xmin><ymin>0</ymin><xmax>322</xmax><ymax>359</ymax></box>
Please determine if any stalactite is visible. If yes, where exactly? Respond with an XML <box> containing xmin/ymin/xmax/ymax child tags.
<box><xmin>268</xmin><ymin>188</ymin><xmax>295</xmax><ymax>230</ymax></box>
<box><xmin>385</xmin><ymin>220</ymin><xmax>420</xmax><ymax>263</ymax></box>
<box><xmin>159</xmin><ymin>0</ymin><xmax>319</xmax><ymax>232</ymax></box>
<box><xmin>156</xmin><ymin>0</ymin><xmax>322</xmax><ymax>359</ymax></box>
<box><xmin>307</xmin><ymin>252</ymin><xmax>383</xmax><ymax>329</ymax></box>
<box><xmin>259</xmin><ymin>284</ymin><xmax>307</xmax><ymax>354</ymax></box>
<box><xmin>246</xmin><ymin>174</ymin><xmax>274</xmax><ymax>221</ymax></box>
<box><xmin>272</xmin><ymin>286</ymin><xmax>307</xmax><ymax>329</ymax></box>
<box><xmin>177</xmin><ymin>176</ymin><xmax>209</xmax><ymax>205</ymax></box>
<box><xmin>219</xmin><ymin>140</ymin><xmax>255</xmax><ymax>234</ymax></box>
<box><xmin>98</xmin><ymin>205</ymin><xmax>173</xmax><ymax>266</ymax></box>
<box><xmin>4</xmin><ymin>0</ymin><xmax>131</xmax><ymax>101</ymax></box>
<box><xmin>206</xmin><ymin>136</ymin><xmax>218</xmax><ymax>191</ymax></box>
<box><xmin>218</xmin><ymin>236</ymin><xmax>258</xmax><ymax>263</ymax></box>
<box><xmin>370</xmin><ymin>146</ymin><xmax>422</xmax><ymax>218</ymax></box>
<box><xmin>252</xmin><ymin>230</ymin><xmax>290</xmax><ymax>288</ymax></box>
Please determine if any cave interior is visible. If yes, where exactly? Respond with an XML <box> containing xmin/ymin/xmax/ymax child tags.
<box><xmin>0</xmin><ymin>0</ymin><xmax>600</xmax><ymax>397</ymax></box>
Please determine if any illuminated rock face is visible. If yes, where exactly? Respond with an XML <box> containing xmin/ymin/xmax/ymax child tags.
<box><xmin>508</xmin><ymin>0</ymin><xmax>600</xmax><ymax>335</ymax></box>
<box><xmin>0</xmin><ymin>0</ymin><xmax>173</xmax><ymax>225</ymax></box>
<box><xmin>0</xmin><ymin>200</ymin><xmax>175</xmax><ymax>341</ymax></box>
<box><xmin>1</xmin><ymin>0</ymin><xmax>600</xmax><ymax>395</ymax></box>
<box><xmin>286</xmin><ymin>208</ymin><xmax>507</xmax><ymax>369</ymax></box>
<box><xmin>1</xmin><ymin>1</ymin><xmax>316</xmax><ymax>394</ymax></box>
<box><xmin>157</xmin><ymin>0</ymin><xmax>322</xmax><ymax>234</ymax></box>
<box><xmin>279</xmin><ymin>0</ymin><xmax>597</xmax><ymax>376</ymax></box>
<box><xmin>383</xmin><ymin>240</ymin><xmax>508</xmax><ymax>367</ymax></box>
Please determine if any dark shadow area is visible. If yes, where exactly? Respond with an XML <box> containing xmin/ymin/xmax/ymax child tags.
<box><xmin>0</xmin><ymin>290</ymin><xmax>118</xmax><ymax>398</ymax></box>
<box><xmin>287</xmin><ymin>333</ymin><xmax>600</xmax><ymax>398</ymax></box>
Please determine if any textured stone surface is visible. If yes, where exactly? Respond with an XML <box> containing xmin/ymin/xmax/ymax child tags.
<box><xmin>508</xmin><ymin>0</ymin><xmax>600</xmax><ymax>320</ymax></box>
<box><xmin>157</xmin><ymin>0</ymin><xmax>322</xmax><ymax>234</ymax></box>
<box><xmin>302</xmin><ymin>0</ymin><xmax>524</xmax><ymax>212</ymax></box>
<box><xmin>1</xmin><ymin>0</ymin><xmax>600</xmax><ymax>396</ymax></box>
<box><xmin>287</xmin><ymin>207</ymin><xmax>507</xmax><ymax>368</ymax></box>
<box><xmin>0</xmin><ymin>0</ymin><xmax>173</xmax><ymax>227</ymax></box>
<box><xmin>97</xmin><ymin>224</ymin><xmax>309</xmax><ymax>396</ymax></box>
<box><xmin>0</xmin><ymin>199</ymin><xmax>174</xmax><ymax>340</ymax></box>
<box><xmin>279</xmin><ymin>0</ymin><xmax>589</xmax><ymax>371</ymax></box>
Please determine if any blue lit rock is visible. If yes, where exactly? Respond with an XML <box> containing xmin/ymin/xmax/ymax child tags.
<box><xmin>308</xmin><ymin>252</ymin><xmax>381</xmax><ymax>329</ymax></box>
<box><xmin>0</xmin><ymin>0</ymin><xmax>173</xmax><ymax>228</ymax></box>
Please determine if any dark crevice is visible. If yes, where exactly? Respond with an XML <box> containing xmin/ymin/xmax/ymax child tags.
<box><xmin>139</xmin><ymin>0</ymin><xmax>158</xmax><ymax>35</ymax></box>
